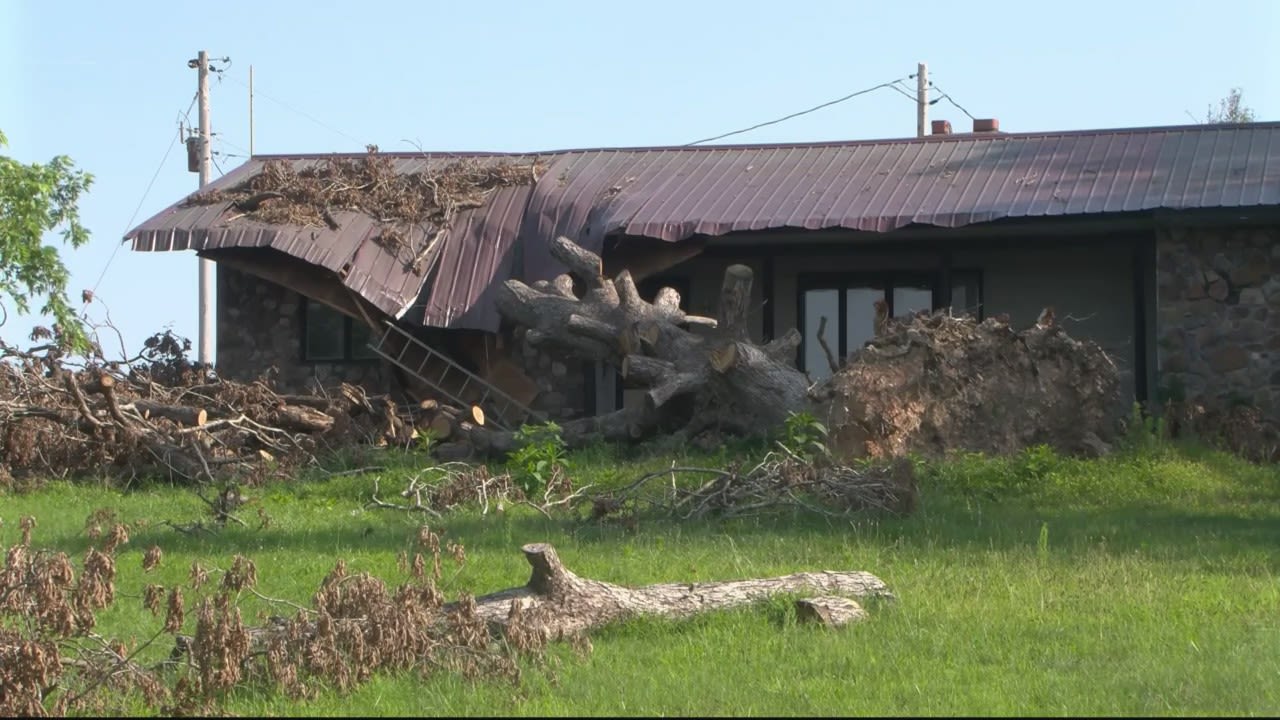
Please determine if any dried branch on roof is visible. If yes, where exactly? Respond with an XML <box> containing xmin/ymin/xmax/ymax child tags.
<box><xmin>187</xmin><ymin>148</ymin><xmax>545</xmax><ymax>273</ymax></box>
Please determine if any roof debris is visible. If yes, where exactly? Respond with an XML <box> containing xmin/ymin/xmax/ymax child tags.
<box><xmin>186</xmin><ymin>147</ymin><xmax>545</xmax><ymax>273</ymax></box>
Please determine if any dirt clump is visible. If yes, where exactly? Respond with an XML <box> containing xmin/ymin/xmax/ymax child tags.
<box><xmin>809</xmin><ymin>310</ymin><xmax>1123</xmax><ymax>461</ymax></box>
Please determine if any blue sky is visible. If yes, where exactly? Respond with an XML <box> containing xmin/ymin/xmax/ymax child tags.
<box><xmin>2</xmin><ymin>0</ymin><xmax>1277</xmax><ymax>359</ymax></box>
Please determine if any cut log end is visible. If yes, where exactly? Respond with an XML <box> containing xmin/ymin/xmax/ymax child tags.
<box><xmin>615</xmin><ymin>269</ymin><xmax>643</xmax><ymax>309</ymax></box>
<box><xmin>552</xmin><ymin>274</ymin><xmax>577</xmax><ymax>299</ymax></box>
<box><xmin>795</xmin><ymin>596</ymin><xmax>868</xmax><ymax>628</ymax></box>
<box><xmin>428</xmin><ymin>414</ymin><xmax>455</xmax><ymax>441</ymax></box>
<box><xmin>470</xmin><ymin>405</ymin><xmax>485</xmax><ymax>426</ymax></box>
<box><xmin>717</xmin><ymin>264</ymin><xmax>754</xmax><ymax>341</ymax></box>
<box><xmin>550</xmin><ymin>236</ymin><xmax>605</xmax><ymax>289</ymax></box>
<box><xmin>521</xmin><ymin>542</ymin><xmax>566</xmax><ymax>592</ymax></box>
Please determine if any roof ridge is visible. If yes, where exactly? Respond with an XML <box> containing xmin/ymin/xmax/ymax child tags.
<box><xmin>249</xmin><ymin>121</ymin><xmax>1280</xmax><ymax>161</ymax></box>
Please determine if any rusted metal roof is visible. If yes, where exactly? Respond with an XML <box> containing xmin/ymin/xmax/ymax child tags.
<box><xmin>129</xmin><ymin>122</ymin><xmax>1280</xmax><ymax>331</ymax></box>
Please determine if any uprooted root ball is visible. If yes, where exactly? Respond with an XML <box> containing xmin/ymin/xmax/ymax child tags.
<box><xmin>810</xmin><ymin>311</ymin><xmax>1124</xmax><ymax>460</ymax></box>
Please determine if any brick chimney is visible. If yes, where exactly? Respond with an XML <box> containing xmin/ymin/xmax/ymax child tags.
<box><xmin>931</xmin><ymin>120</ymin><xmax>952</xmax><ymax>135</ymax></box>
<box><xmin>973</xmin><ymin>118</ymin><xmax>1000</xmax><ymax>133</ymax></box>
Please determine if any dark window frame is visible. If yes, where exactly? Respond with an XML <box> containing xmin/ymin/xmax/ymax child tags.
<box><xmin>796</xmin><ymin>269</ymin><xmax>982</xmax><ymax>372</ymax></box>
<box><xmin>300</xmin><ymin>298</ymin><xmax>381</xmax><ymax>363</ymax></box>
<box><xmin>948</xmin><ymin>268</ymin><xmax>985</xmax><ymax>321</ymax></box>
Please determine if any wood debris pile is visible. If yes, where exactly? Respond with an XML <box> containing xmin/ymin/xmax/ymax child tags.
<box><xmin>591</xmin><ymin>453</ymin><xmax>919</xmax><ymax>523</ymax></box>
<box><xmin>0</xmin><ymin>332</ymin><xmax>488</xmax><ymax>488</ymax></box>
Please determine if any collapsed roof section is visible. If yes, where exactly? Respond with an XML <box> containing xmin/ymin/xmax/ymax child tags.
<box><xmin>128</xmin><ymin>122</ymin><xmax>1280</xmax><ymax>332</ymax></box>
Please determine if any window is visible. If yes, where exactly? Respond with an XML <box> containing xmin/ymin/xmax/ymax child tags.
<box><xmin>797</xmin><ymin>270</ymin><xmax>985</xmax><ymax>379</ymax></box>
<box><xmin>949</xmin><ymin>269</ymin><xmax>983</xmax><ymax>319</ymax></box>
<box><xmin>798</xmin><ymin>273</ymin><xmax>939</xmax><ymax>380</ymax></box>
<box><xmin>302</xmin><ymin>299</ymin><xmax>380</xmax><ymax>362</ymax></box>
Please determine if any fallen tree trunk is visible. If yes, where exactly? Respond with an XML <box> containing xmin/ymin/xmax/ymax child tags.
<box><xmin>466</xmin><ymin>543</ymin><xmax>892</xmax><ymax>638</ymax></box>
<box><xmin>174</xmin><ymin>542</ymin><xmax>892</xmax><ymax>657</ymax></box>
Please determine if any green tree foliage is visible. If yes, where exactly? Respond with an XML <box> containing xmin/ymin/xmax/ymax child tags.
<box><xmin>1205</xmin><ymin>88</ymin><xmax>1256</xmax><ymax>124</ymax></box>
<box><xmin>0</xmin><ymin>129</ymin><xmax>93</xmax><ymax>349</ymax></box>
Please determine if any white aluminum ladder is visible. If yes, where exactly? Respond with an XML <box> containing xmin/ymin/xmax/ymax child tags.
<box><xmin>368</xmin><ymin>321</ymin><xmax>537</xmax><ymax>432</ymax></box>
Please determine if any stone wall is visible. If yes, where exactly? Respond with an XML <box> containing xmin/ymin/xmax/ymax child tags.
<box><xmin>1155</xmin><ymin>224</ymin><xmax>1280</xmax><ymax>414</ymax></box>
<box><xmin>512</xmin><ymin>327</ymin><xmax>587</xmax><ymax>421</ymax></box>
<box><xmin>216</xmin><ymin>266</ymin><xmax>392</xmax><ymax>394</ymax></box>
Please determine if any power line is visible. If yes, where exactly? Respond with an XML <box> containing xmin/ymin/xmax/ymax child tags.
<box><xmin>214</xmin><ymin>134</ymin><xmax>251</xmax><ymax>156</ymax></box>
<box><xmin>887</xmin><ymin>83</ymin><xmax>919</xmax><ymax>103</ymax></box>
<box><xmin>222</xmin><ymin>72</ymin><xmax>366</xmax><ymax>147</ymax></box>
<box><xmin>685</xmin><ymin>76</ymin><xmax>910</xmax><ymax>146</ymax></box>
<box><xmin>211</xmin><ymin>152</ymin><xmax>229</xmax><ymax>178</ymax></box>
<box><xmin>929</xmin><ymin>82</ymin><xmax>977</xmax><ymax>121</ymax></box>
<box><xmin>89</xmin><ymin>93</ymin><xmax>199</xmax><ymax>297</ymax></box>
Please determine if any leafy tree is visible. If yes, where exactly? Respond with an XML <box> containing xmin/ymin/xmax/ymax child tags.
<box><xmin>1205</xmin><ymin>88</ymin><xmax>1256</xmax><ymax>124</ymax></box>
<box><xmin>0</xmin><ymin>129</ymin><xmax>93</xmax><ymax>349</ymax></box>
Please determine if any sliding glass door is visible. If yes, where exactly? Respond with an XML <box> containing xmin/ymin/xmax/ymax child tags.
<box><xmin>798</xmin><ymin>275</ymin><xmax>937</xmax><ymax>380</ymax></box>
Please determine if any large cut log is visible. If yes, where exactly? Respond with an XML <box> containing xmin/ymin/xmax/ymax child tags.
<box><xmin>127</xmin><ymin>400</ymin><xmax>208</xmax><ymax>427</ymax></box>
<box><xmin>494</xmin><ymin>236</ymin><xmax>809</xmax><ymax>442</ymax></box>
<box><xmin>466</xmin><ymin>543</ymin><xmax>891</xmax><ymax>637</ymax></box>
<box><xmin>271</xmin><ymin>405</ymin><xmax>335</xmax><ymax>433</ymax></box>
<box><xmin>429</xmin><ymin>413</ymin><xmax>456</xmax><ymax>441</ymax></box>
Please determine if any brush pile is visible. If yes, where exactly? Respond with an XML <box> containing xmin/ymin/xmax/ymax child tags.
<box><xmin>591</xmin><ymin>454</ymin><xmax>919</xmax><ymax>524</ymax></box>
<box><xmin>0</xmin><ymin>332</ymin><xmax>484</xmax><ymax>488</ymax></box>
<box><xmin>186</xmin><ymin>148</ymin><xmax>545</xmax><ymax>272</ymax></box>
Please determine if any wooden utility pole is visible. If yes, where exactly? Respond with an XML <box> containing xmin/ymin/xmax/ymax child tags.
<box><xmin>194</xmin><ymin>51</ymin><xmax>214</xmax><ymax>366</ymax></box>
<box><xmin>249</xmin><ymin>65</ymin><xmax>255</xmax><ymax>156</ymax></box>
<box><xmin>916</xmin><ymin>62</ymin><xmax>929</xmax><ymax>137</ymax></box>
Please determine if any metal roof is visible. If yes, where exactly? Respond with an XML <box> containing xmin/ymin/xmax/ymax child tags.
<box><xmin>129</xmin><ymin>122</ymin><xmax>1280</xmax><ymax>331</ymax></box>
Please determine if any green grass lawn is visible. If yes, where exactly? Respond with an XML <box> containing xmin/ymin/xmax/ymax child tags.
<box><xmin>3</xmin><ymin>439</ymin><xmax>1278</xmax><ymax>716</ymax></box>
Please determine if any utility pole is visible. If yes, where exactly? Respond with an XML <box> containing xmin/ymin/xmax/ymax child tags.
<box><xmin>192</xmin><ymin>51</ymin><xmax>214</xmax><ymax>366</ymax></box>
<box><xmin>916</xmin><ymin>62</ymin><xmax>929</xmax><ymax>137</ymax></box>
<box><xmin>248</xmin><ymin>65</ymin><xmax>254</xmax><ymax>156</ymax></box>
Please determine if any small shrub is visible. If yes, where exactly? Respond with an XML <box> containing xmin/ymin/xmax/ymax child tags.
<box><xmin>1120</xmin><ymin>402</ymin><xmax>1168</xmax><ymax>453</ymax></box>
<box><xmin>509</xmin><ymin>422</ymin><xmax>570</xmax><ymax>497</ymax></box>
<box><xmin>415</xmin><ymin>428</ymin><xmax>439</xmax><ymax>456</ymax></box>
<box><xmin>777</xmin><ymin>411</ymin><xmax>831</xmax><ymax>462</ymax></box>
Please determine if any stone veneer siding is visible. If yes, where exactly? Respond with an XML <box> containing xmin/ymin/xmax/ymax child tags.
<box><xmin>512</xmin><ymin>327</ymin><xmax>587</xmax><ymax>421</ymax></box>
<box><xmin>1155</xmin><ymin>224</ymin><xmax>1280</xmax><ymax>414</ymax></box>
<box><xmin>216</xmin><ymin>266</ymin><xmax>393</xmax><ymax>394</ymax></box>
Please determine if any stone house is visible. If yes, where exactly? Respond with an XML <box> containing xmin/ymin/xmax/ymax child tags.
<box><xmin>128</xmin><ymin>120</ymin><xmax>1280</xmax><ymax>423</ymax></box>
